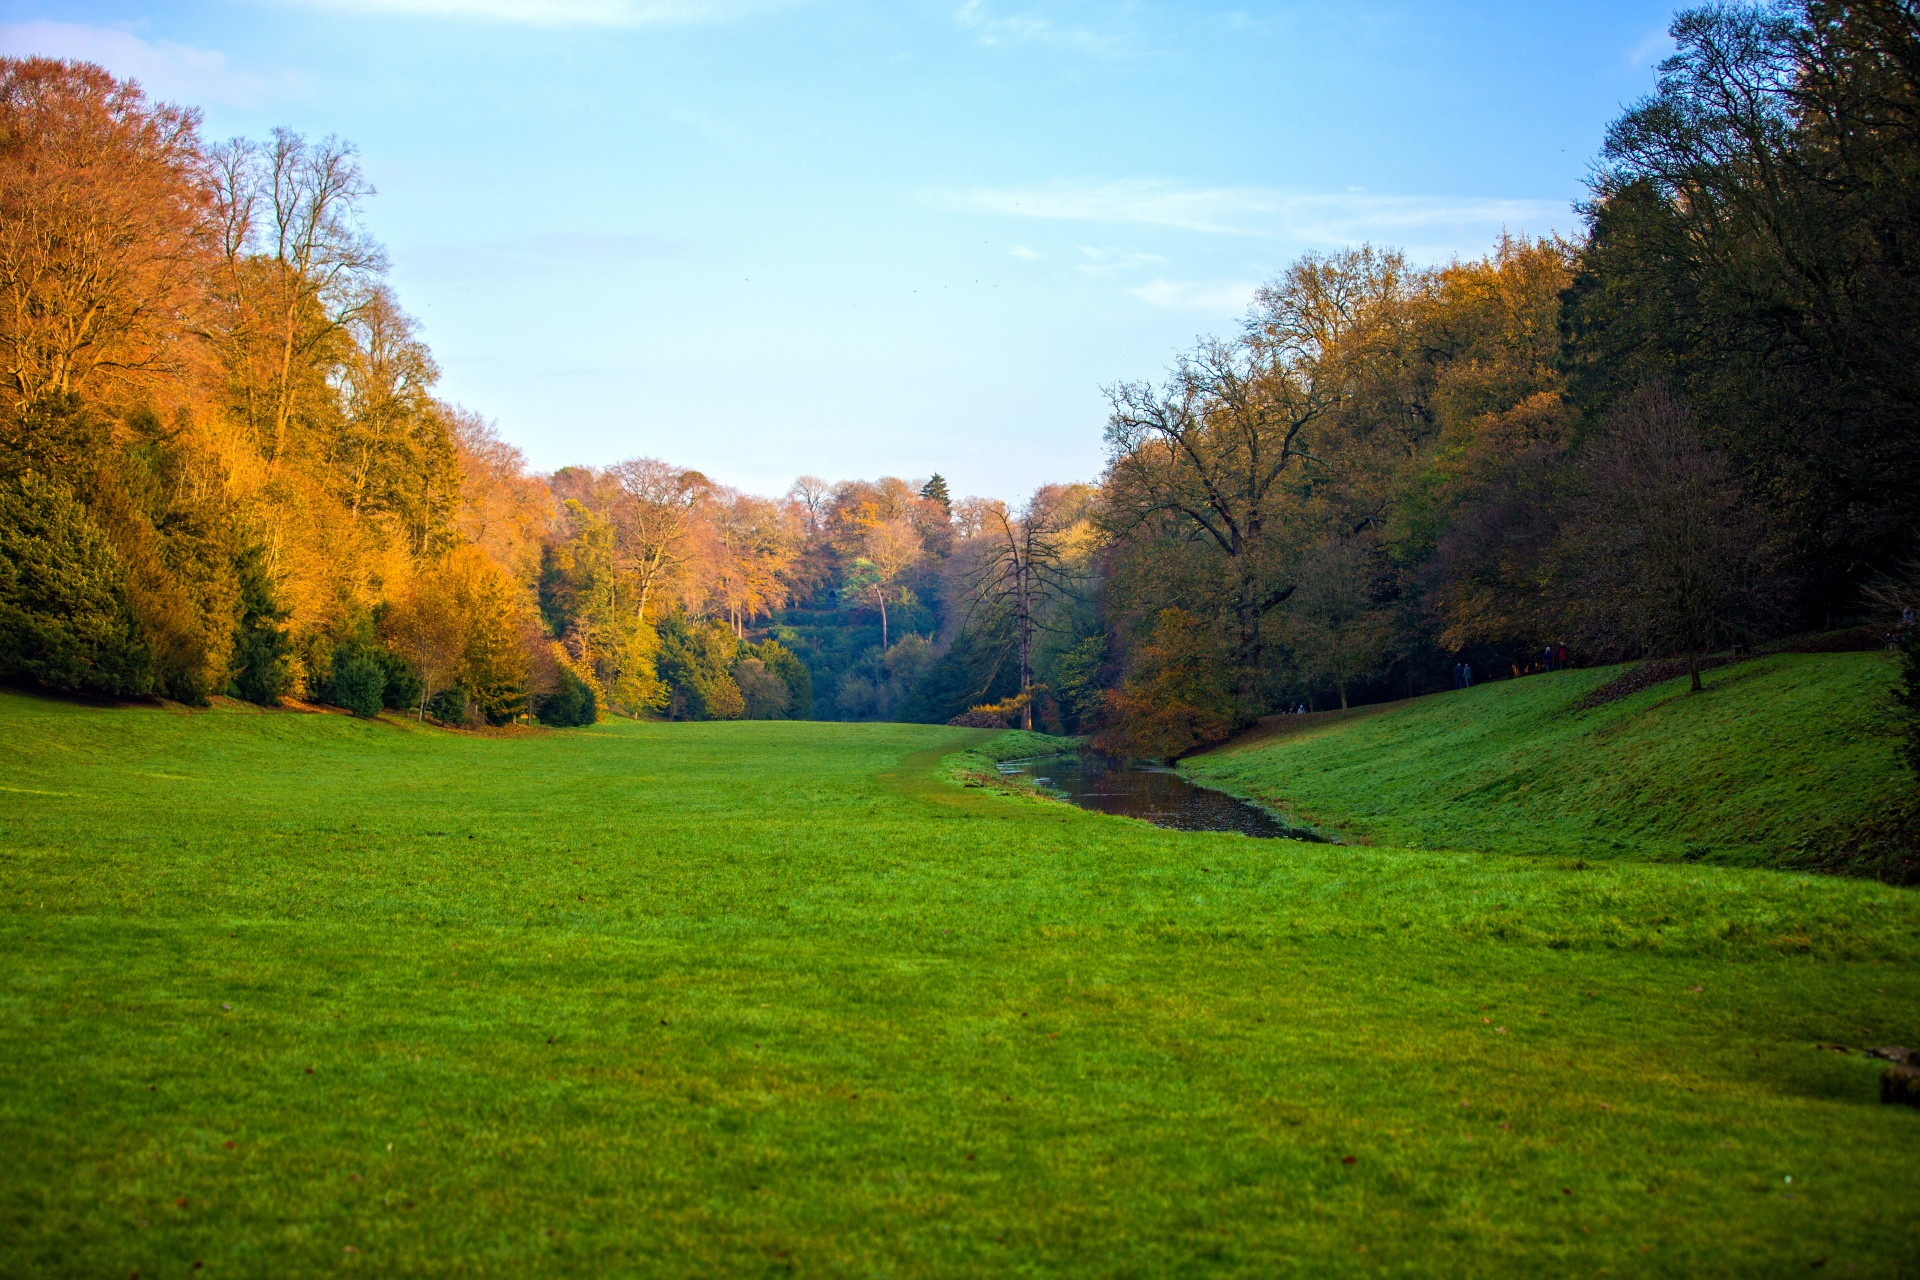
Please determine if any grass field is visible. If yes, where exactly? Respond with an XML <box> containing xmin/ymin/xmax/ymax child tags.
<box><xmin>1186</xmin><ymin>652</ymin><xmax>1914</xmax><ymax>875</ymax></box>
<box><xmin>2</xmin><ymin>681</ymin><xmax>1918</xmax><ymax>1276</ymax></box>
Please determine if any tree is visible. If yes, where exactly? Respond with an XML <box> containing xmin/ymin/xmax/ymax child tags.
<box><xmin>0</xmin><ymin>59</ymin><xmax>212</xmax><ymax>411</ymax></box>
<box><xmin>1569</xmin><ymin>1</ymin><xmax>1920</xmax><ymax>610</ymax></box>
<box><xmin>0</xmin><ymin>469</ymin><xmax>151</xmax><ymax>695</ymax></box>
<box><xmin>383</xmin><ymin>556</ymin><xmax>464</xmax><ymax>720</ymax></box>
<box><xmin>919</xmin><ymin>473</ymin><xmax>951</xmax><ymax>511</ymax></box>
<box><xmin>1556</xmin><ymin>385</ymin><xmax>1779</xmax><ymax>691</ymax></box>
<box><xmin>837</xmin><ymin>516</ymin><xmax>920</xmax><ymax>649</ymax></box>
<box><xmin>211</xmin><ymin>128</ymin><xmax>384</xmax><ymax>471</ymax></box>
<box><xmin>1095</xmin><ymin>609</ymin><xmax>1234</xmax><ymax>761</ymax></box>
<box><xmin>957</xmin><ymin>484</ymin><xmax>1087</xmax><ymax>730</ymax></box>
<box><xmin>1286</xmin><ymin>536</ymin><xmax>1397</xmax><ymax>709</ymax></box>
<box><xmin>1101</xmin><ymin>292</ymin><xmax>1339</xmax><ymax>703</ymax></box>
<box><xmin>606</xmin><ymin>457</ymin><xmax>707</xmax><ymax>625</ymax></box>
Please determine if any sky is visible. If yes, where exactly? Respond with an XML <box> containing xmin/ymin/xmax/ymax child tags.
<box><xmin>3</xmin><ymin>0</ymin><xmax>1684</xmax><ymax>500</ymax></box>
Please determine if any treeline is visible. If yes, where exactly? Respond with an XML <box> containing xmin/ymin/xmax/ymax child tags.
<box><xmin>3</xmin><ymin>0</ymin><xmax>1918</xmax><ymax>757</ymax></box>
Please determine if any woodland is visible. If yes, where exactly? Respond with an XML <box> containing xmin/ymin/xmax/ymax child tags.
<box><xmin>2</xmin><ymin>0</ymin><xmax>1918</xmax><ymax>766</ymax></box>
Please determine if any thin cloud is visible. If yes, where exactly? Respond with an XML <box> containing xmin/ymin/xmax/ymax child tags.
<box><xmin>1627</xmin><ymin>26</ymin><xmax>1675</xmax><ymax>68</ymax></box>
<box><xmin>953</xmin><ymin>0</ymin><xmax>1123</xmax><ymax>55</ymax></box>
<box><xmin>1128</xmin><ymin>278</ymin><xmax>1260</xmax><ymax>313</ymax></box>
<box><xmin>287</xmin><ymin>0</ymin><xmax>796</xmax><ymax>25</ymax></box>
<box><xmin>403</xmin><ymin>231</ymin><xmax>684</xmax><ymax>278</ymax></box>
<box><xmin>924</xmin><ymin>178</ymin><xmax>1567</xmax><ymax>257</ymax></box>
<box><xmin>1008</xmin><ymin>244</ymin><xmax>1044</xmax><ymax>260</ymax></box>
<box><xmin>0</xmin><ymin>22</ymin><xmax>280</xmax><ymax>105</ymax></box>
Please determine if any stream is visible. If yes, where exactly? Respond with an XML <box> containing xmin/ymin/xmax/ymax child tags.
<box><xmin>996</xmin><ymin>753</ymin><xmax>1325</xmax><ymax>840</ymax></box>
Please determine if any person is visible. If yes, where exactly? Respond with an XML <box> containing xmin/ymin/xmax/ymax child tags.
<box><xmin>1462</xmin><ymin>663</ymin><xmax>1473</xmax><ymax>688</ymax></box>
<box><xmin>1558</xmin><ymin>644</ymin><xmax>1569</xmax><ymax>669</ymax></box>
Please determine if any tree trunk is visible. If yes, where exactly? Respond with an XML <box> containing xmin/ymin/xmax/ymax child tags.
<box><xmin>1339</xmin><ymin>684</ymin><xmax>1349</xmax><ymax>710</ymax></box>
<box><xmin>1018</xmin><ymin>557</ymin><xmax>1033</xmax><ymax>731</ymax></box>
<box><xmin>1689</xmin><ymin>651</ymin><xmax>1703</xmax><ymax>693</ymax></box>
<box><xmin>878</xmin><ymin>592</ymin><xmax>888</xmax><ymax>650</ymax></box>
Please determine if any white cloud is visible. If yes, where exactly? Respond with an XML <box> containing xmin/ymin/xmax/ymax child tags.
<box><xmin>1075</xmin><ymin>245</ymin><xmax>1165</xmax><ymax>277</ymax></box>
<box><xmin>953</xmin><ymin>1</ymin><xmax>1121</xmax><ymax>55</ymax></box>
<box><xmin>284</xmin><ymin>0</ymin><xmax>795</xmax><ymax>25</ymax></box>
<box><xmin>0</xmin><ymin>22</ymin><xmax>277</xmax><ymax>105</ymax></box>
<box><xmin>923</xmin><ymin>178</ymin><xmax>1569</xmax><ymax>263</ymax></box>
<box><xmin>1127</xmin><ymin>278</ymin><xmax>1259</xmax><ymax>313</ymax></box>
<box><xmin>1008</xmin><ymin>244</ymin><xmax>1043</xmax><ymax>260</ymax></box>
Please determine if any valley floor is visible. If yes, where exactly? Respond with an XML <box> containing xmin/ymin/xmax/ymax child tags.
<box><xmin>0</xmin><ymin>688</ymin><xmax>1915</xmax><ymax>1276</ymax></box>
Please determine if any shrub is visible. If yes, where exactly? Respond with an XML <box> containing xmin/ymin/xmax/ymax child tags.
<box><xmin>329</xmin><ymin>652</ymin><xmax>386</xmax><ymax>717</ymax></box>
<box><xmin>537</xmin><ymin>663</ymin><xmax>598</xmax><ymax>727</ymax></box>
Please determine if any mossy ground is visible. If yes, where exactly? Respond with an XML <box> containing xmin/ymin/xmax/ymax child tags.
<box><xmin>1</xmin><ymin>684</ymin><xmax>1916</xmax><ymax>1276</ymax></box>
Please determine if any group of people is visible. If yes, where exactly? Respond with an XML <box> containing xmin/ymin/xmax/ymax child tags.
<box><xmin>1454</xmin><ymin>644</ymin><xmax>1572</xmax><ymax>692</ymax></box>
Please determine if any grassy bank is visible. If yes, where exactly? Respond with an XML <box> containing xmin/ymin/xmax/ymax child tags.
<box><xmin>1185</xmin><ymin>651</ymin><xmax>1915</xmax><ymax>877</ymax></box>
<box><xmin>1</xmin><ymin>689</ymin><xmax>1917</xmax><ymax>1275</ymax></box>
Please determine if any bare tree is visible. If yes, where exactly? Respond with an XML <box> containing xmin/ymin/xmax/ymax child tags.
<box><xmin>959</xmin><ymin>484</ymin><xmax>1086</xmax><ymax>730</ymax></box>
<box><xmin>605</xmin><ymin>457</ymin><xmax>707</xmax><ymax>624</ymax></box>
<box><xmin>785</xmin><ymin>474</ymin><xmax>832</xmax><ymax>535</ymax></box>
<box><xmin>1103</xmin><ymin>334</ymin><xmax>1328</xmax><ymax>694</ymax></box>
<box><xmin>1558</xmin><ymin>385</ymin><xmax>1780</xmax><ymax>691</ymax></box>
<box><xmin>211</xmin><ymin>129</ymin><xmax>385</xmax><ymax>467</ymax></box>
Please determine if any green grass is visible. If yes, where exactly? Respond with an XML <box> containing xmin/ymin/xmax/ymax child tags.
<box><xmin>1185</xmin><ymin>652</ymin><xmax>1915</xmax><ymax>874</ymax></box>
<box><xmin>1</xmin><ymin>686</ymin><xmax>1917</xmax><ymax>1276</ymax></box>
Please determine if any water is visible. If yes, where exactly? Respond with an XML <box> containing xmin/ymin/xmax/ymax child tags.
<box><xmin>997</xmin><ymin>753</ymin><xmax>1325</xmax><ymax>840</ymax></box>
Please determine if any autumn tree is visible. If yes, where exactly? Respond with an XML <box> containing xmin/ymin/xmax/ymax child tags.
<box><xmin>0</xmin><ymin>59</ymin><xmax>212</xmax><ymax>412</ymax></box>
<box><xmin>606</xmin><ymin>456</ymin><xmax>706</xmax><ymax>624</ymax></box>
<box><xmin>1555</xmin><ymin>385</ymin><xmax>1780</xmax><ymax>691</ymax></box>
<box><xmin>957</xmin><ymin>484</ymin><xmax>1088</xmax><ymax>730</ymax></box>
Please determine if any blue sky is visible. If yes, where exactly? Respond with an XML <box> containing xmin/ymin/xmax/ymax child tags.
<box><xmin>4</xmin><ymin>0</ymin><xmax>1681</xmax><ymax>499</ymax></box>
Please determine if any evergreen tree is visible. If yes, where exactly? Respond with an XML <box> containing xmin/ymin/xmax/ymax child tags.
<box><xmin>0</xmin><ymin>471</ymin><xmax>152</xmax><ymax>696</ymax></box>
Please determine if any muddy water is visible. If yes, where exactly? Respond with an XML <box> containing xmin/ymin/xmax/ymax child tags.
<box><xmin>997</xmin><ymin>753</ymin><xmax>1325</xmax><ymax>840</ymax></box>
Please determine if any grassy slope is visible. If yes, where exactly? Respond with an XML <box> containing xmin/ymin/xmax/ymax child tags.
<box><xmin>1185</xmin><ymin>652</ymin><xmax>1912</xmax><ymax>872</ymax></box>
<box><xmin>0</xmin><ymin>690</ymin><xmax>1916</xmax><ymax>1276</ymax></box>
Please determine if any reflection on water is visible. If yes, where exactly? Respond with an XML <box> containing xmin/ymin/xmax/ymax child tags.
<box><xmin>997</xmin><ymin>753</ymin><xmax>1324</xmax><ymax>841</ymax></box>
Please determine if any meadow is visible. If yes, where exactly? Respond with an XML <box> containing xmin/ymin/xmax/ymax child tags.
<box><xmin>2</xmin><ymin>672</ymin><xmax>1917</xmax><ymax>1276</ymax></box>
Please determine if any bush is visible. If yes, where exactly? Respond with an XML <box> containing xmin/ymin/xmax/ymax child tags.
<box><xmin>537</xmin><ymin>664</ymin><xmax>598</xmax><ymax>727</ymax></box>
<box><xmin>428</xmin><ymin>685</ymin><xmax>471</xmax><ymax>725</ymax></box>
<box><xmin>329</xmin><ymin>652</ymin><xmax>386</xmax><ymax>717</ymax></box>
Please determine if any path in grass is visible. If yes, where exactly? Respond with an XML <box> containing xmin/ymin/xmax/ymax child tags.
<box><xmin>1185</xmin><ymin>651</ymin><xmax>1912</xmax><ymax>873</ymax></box>
<box><xmin>1</xmin><ymin>690</ymin><xmax>1916</xmax><ymax>1276</ymax></box>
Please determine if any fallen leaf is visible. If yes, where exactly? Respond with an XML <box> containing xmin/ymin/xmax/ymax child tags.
<box><xmin>1482</xmin><ymin>1017</ymin><xmax>1491</xmax><ymax>1024</ymax></box>
<box><xmin>1561</xmin><ymin>1188</ymin><xmax>1572</xmax><ymax>1195</ymax></box>
<box><xmin>1341</xmin><ymin>1155</ymin><xmax>1356</xmax><ymax>1165</ymax></box>
<box><xmin>344</xmin><ymin>1245</ymin><xmax>357</xmax><ymax>1253</ymax></box>
<box><xmin>1498</xmin><ymin>1123</ymin><xmax>1511</xmax><ymax>1131</ymax></box>
<box><xmin>174</xmin><ymin>1198</ymin><xmax>188</xmax><ymax>1208</ymax></box>
<box><xmin>1496</xmin><ymin>1027</ymin><xmax>1508</xmax><ymax>1034</ymax></box>
<box><xmin>223</xmin><ymin>1140</ymin><xmax>236</xmax><ymax>1148</ymax></box>
<box><xmin>1597</xmin><ymin>1103</ymin><xmax>1612</xmax><ymax>1111</ymax></box>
